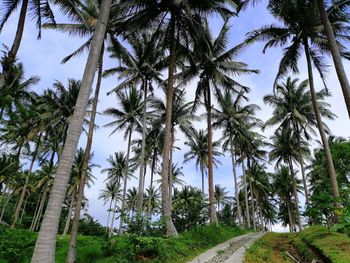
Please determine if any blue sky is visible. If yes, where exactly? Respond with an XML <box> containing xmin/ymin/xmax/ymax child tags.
<box><xmin>1</xmin><ymin>1</ymin><xmax>350</xmax><ymax>231</ymax></box>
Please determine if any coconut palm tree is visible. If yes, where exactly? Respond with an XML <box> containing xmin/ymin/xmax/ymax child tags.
<box><xmin>0</xmin><ymin>0</ymin><xmax>54</xmax><ymax>92</ymax></box>
<box><xmin>263</xmin><ymin>77</ymin><xmax>335</xmax><ymax>205</ymax></box>
<box><xmin>246</xmin><ymin>0</ymin><xmax>347</xmax><ymax>207</ymax></box>
<box><xmin>105</xmin><ymin>30</ymin><xmax>166</xmax><ymax>215</ymax></box>
<box><xmin>214</xmin><ymin>185</ymin><xmax>231</xmax><ymax>213</ymax></box>
<box><xmin>31</xmin><ymin>0</ymin><xmax>112</xmax><ymax>260</ymax></box>
<box><xmin>183</xmin><ymin>129</ymin><xmax>223</xmax><ymax>195</ymax></box>
<box><xmin>118</xmin><ymin>0</ymin><xmax>237</xmax><ymax>236</ymax></box>
<box><xmin>103</xmin><ymin>86</ymin><xmax>142</xmax><ymax>233</ymax></box>
<box><xmin>178</xmin><ymin>20</ymin><xmax>258</xmax><ymax>224</ymax></box>
<box><xmin>212</xmin><ymin>89</ymin><xmax>260</xmax><ymax>226</ymax></box>
<box><xmin>125</xmin><ymin>187</ymin><xmax>138</xmax><ymax>218</ymax></box>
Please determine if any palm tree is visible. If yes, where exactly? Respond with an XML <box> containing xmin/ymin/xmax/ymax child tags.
<box><xmin>31</xmin><ymin>0</ymin><xmax>112</xmax><ymax>260</ymax></box>
<box><xmin>212</xmin><ymin>89</ymin><xmax>260</xmax><ymax>226</ymax></box>
<box><xmin>179</xmin><ymin>21</ymin><xmax>258</xmax><ymax>224</ymax></box>
<box><xmin>246</xmin><ymin>0</ymin><xmax>346</xmax><ymax>207</ymax></box>
<box><xmin>119</xmin><ymin>0</ymin><xmax>236</xmax><ymax>236</ymax></box>
<box><xmin>214</xmin><ymin>185</ymin><xmax>231</xmax><ymax>213</ymax></box>
<box><xmin>0</xmin><ymin>0</ymin><xmax>54</xmax><ymax>92</ymax></box>
<box><xmin>105</xmin><ymin>30</ymin><xmax>166</xmax><ymax>215</ymax></box>
<box><xmin>126</xmin><ymin>187</ymin><xmax>138</xmax><ymax>218</ymax></box>
<box><xmin>263</xmin><ymin>77</ymin><xmax>335</xmax><ymax>205</ymax></box>
<box><xmin>104</xmin><ymin>86</ymin><xmax>142</xmax><ymax>233</ymax></box>
<box><xmin>183</xmin><ymin>129</ymin><xmax>223</xmax><ymax>195</ymax></box>
<box><xmin>98</xmin><ymin>181</ymin><xmax>123</xmax><ymax>235</ymax></box>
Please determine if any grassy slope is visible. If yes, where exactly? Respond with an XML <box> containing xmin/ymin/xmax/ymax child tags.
<box><xmin>0</xmin><ymin>225</ymin><xmax>246</xmax><ymax>263</ymax></box>
<box><xmin>245</xmin><ymin>226</ymin><xmax>350</xmax><ymax>263</ymax></box>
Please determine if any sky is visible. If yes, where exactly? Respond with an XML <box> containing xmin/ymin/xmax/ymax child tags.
<box><xmin>1</xmin><ymin>1</ymin><xmax>350</xmax><ymax>232</ymax></box>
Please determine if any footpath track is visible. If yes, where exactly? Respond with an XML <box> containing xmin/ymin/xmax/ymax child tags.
<box><xmin>188</xmin><ymin>232</ymin><xmax>265</xmax><ymax>263</ymax></box>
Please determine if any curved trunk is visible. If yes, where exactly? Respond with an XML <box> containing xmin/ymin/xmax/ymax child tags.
<box><xmin>136</xmin><ymin>79</ymin><xmax>148</xmax><ymax>214</ymax></box>
<box><xmin>0</xmin><ymin>193</ymin><xmax>11</xmax><ymax>222</ymax></box>
<box><xmin>230</xmin><ymin>150</ymin><xmax>242</xmax><ymax>226</ymax></box>
<box><xmin>66</xmin><ymin>49</ymin><xmax>104</xmax><ymax>263</ymax></box>
<box><xmin>31</xmin><ymin>0</ymin><xmax>112</xmax><ymax>260</ymax></box>
<box><xmin>160</xmin><ymin>14</ymin><xmax>178</xmax><ymax>236</ymax></box>
<box><xmin>12</xmin><ymin>133</ymin><xmax>42</xmax><ymax>228</ymax></box>
<box><xmin>119</xmin><ymin>126</ymin><xmax>133</xmax><ymax>234</ymax></box>
<box><xmin>206</xmin><ymin>83</ymin><xmax>218</xmax><ymax>225</ymax></box>
<box><xmin>242</xmin><ymin>160</ymin><xmax>250</xmax><ymax>229</ymax></box>
<box><xmin>62</xmin><ymin>196</ymin><xmax>74</xmax><ymax>236</ymax></box>
<box><xmin>316</xmin><ymin>0</ymin><xmax>350</xmax><ymax>118</ymax></box>
<box><xmin>19</xmin><ymin>195</ymin><xmax>28</xmax><ymax>224</ymax></box>
<box><xmin>288</xmin><ymin>158</ymin><xmax>302</xmax><ymax>231</ymax></box>
<box><xmin>304</xmin><ymin>40</ymin><xmax>340</xmax><ymax>206</ymax></box>
<box><xmin>0</xmin><ymin>0</ymin><xmax>29</xmax><ymax>92</ymax></box>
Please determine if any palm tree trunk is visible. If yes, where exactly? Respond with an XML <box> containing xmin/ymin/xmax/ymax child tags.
<box><xmin>0</xmin><ymin>0</ymin><xmax>29</xmax><ymax>92</ymax></box>
<box><xmin>12</xmin><ymin>133</ymin><xmax>42</xmax><ymax>228</ymax></box>
<box><xmin>168</xmin><ymin>128</ymin><xmax>174</xmax><ymax>207</ymax></box>
<box><xmin>62</xmin><ymin>196</ymin><xmax>74</xmax><ymax>236</ymax></box>
<box><xmin>200</xmin><ymin>165</ymin><xmax>205</xmax><ymax>197</ymax></box>
<box><xmin>296</xmin><ymin>128</ymin><xmax>309</xmax><ymax>206</ymax></box>
<box><xmin>66</xmin><ymin>49</ymin><xmax>104</xmax><ymax>263</ymax></box>
<box><xmin>30</xmin><ymin>192</ymin><xmax>42</xmax><ymax>231</ymax></box>
<box><xmin>109</xmin><ymin>198</ymin><xmax>118</xmax><ymax>237</ymax></box>
<box><xmin>242</xmin><ymin>159</ymin><xmax>250</xmax><ymax>229</ymax></box>
<box><xmin>159</xmin><ymin>14</ymin><xmax>178</xmax><ymax>237</ymax></box>
<box><xmin>286</xmin><ymin>199</ymin><xmax>294</xmax><ymax>232</ymax></box>
<box><xmin>231</xmin><ymin>147</ymin><xmax>242</xmax><ymax>226</ymax></box>
<box><xmin>119</xmin><ymin>126</ymin><xmax>133</xmax><ymax>235</ymax></box>
<box><xmin>147</xmin><ymin>150</ymin><xmax>157</xmax><ymax>217</ymax></box>
<box><xmin>33</xmin><ymin>184</ymin><xmax>49</xmax><ymax>231</ymax></box>
<box><xmin>0</xmin><ymin>193</ymin><xmax>11</xmax><ymax>222</ymax></box>
<box><xmin>288</xmin><ymin>158</ymin><xmax>302</xmax><ymax>231</ymax></box>
<box><xmin>316</xmin><ymin>0</ymin><xmax>350</xmax><ymax>118</ymax></box>
<box><xmin>106</xmin><ymin>198</ymin><xmax>112</xmax><ymax>232</ymax></box>
<box><xmin>19</xmin><ymin>195</ymin><xmax>28</xmax><ymax>224</ymax></box>
<box><xmin>136</xmin><ymin>79</ymin><xmax>148</xmax><ymax>214</ymax></box>
<box><xmin>304</xmin><ymin>40</ymin><xmax>340</xmax><ymax>206</ymax></box>
<box><xmin>206</xmin><ymin>83</ymin><xmax>218</xmax><ymax>225</ymax></box>
<box><xmin>31</xmin><ymin>0</ymin><xmax>111</xmax><ymax>260</ymax></box>
<box><xmin>247</xmin><ymin>158</ymin><xmax>256</xmax><ymax>231</ymax></box>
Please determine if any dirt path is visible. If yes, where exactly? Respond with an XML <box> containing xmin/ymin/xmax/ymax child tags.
<box><xmin>188</xmin><ymin>232</ymin><xmax>265</xmax><ymax>263</ymax></box>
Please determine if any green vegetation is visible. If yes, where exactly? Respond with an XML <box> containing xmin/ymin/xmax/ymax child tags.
<box><xmin>0</xmin><ymin>225</ymin><xmax>245</xmax><ymax>263</ymax></box>
<box><xmin>245</xmin><ymin>226</ymin><xmax>350</xmax><ymax>263</ymax></box>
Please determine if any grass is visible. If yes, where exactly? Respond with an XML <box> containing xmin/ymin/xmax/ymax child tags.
<box><xmin>245</xmin><ymin>226</ymin><xmax>350</xmax><ymax>263</ymax></box>
<box><xmin>0</xmin><ymin>224</ymin><xmax>246</xmax><ymax>263</ymax></box>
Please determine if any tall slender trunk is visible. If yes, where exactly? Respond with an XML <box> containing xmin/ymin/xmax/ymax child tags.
<box><xmin>242</xmin><ymin>159</ymin><xmax>250</xmax><ymax>229</ymax></box>
<box><xmin>109</xmin><ymin>198</ymin><xmax>118</xmax><ymax>237</ymax></box>
<box><xmin>106</xmin><ymin>198</ymin><xmax>113</xmax><ymax>232</ymax></box>
<box><xmin>286</xmin><ymin>198</ymin><xmax>294</xmax><ymax>232</ymax></box>
<box><xmin>247</xmin><ymin>158</ymin><xmax>256</xmax><ymax>231</ymax></box>
<box><xmin>200</xmin><ymin>165</ymin><xmax>205</xmax><ymax>196</ymax></box>
<box><xmin>160</xmin><ymin>14</ymin><xmax>178</xmax><ymax>236</ymax></box>
<box><xmin>31</xmin><ymin>0</ymin><xmax>112</xmax><ymax>260</ymax></box>
<box><xmin>119</xmin><ymin>126</ymin><xmax>133</xmax><ymax>234</ymax></box>
<box><xmin>0</xmin><ymin>193</ymin><xmax>11</xmax><ymax>222</ymax></box>
<box><xmin>231</xmin><ymin>147</ymin><xmax>242</xmax><ymax>226</ymax></box>
<box><xmin>296</xmin><ymin>126</ymin><xmax>309</xmax><ymax>206</ymax></box>
<box><xmin>66</xmin><ymin>49</ymin><xmax>104</xmax><ymax>263</ymax></box>
<box><xmin>206</xmin><ymin>83</ymin><xmax>218</xmax><ymax>224</ymax></box>
<box><xmin>168</xmin><ymin>128</ymin><xmax>174</xmax><ymax>207</ymax></box>
<box><xmin>62</xmin><ymin>196</ymin><xmax>74</xmax><ymax>236</ymax></box>
<box><xmin>316</xmin><ymin>0</ymin><xmax>350</xmax><ymax>118</ymax></box>
<box><xmin>30</xmin><ymin>192</ymin><xmax>42</xmax><ymax>231</ymax></box>
<box><xmin>0</xmin><ymin>0</ymin><xmax>29</xmax><ymax>92</ymax></box>
<box><xmin>20</xmin><ymin>196</ymin><xmax>28</xmax><ymax>224</ymax></box>
<box><xmin>288</xmin><ymin>159</ymin><xmax>302</xmax><ymax>231</ymax></box>
<box><xmin>33</xmin><ymin>184</ymin><xmax>49</xmax><ymax>231</ymax></box>
<box><xmin>136</xmin><ymin>79</ymin><xmax>148</xmax><ymax>214</ymax></box>
<box><xmin>12</xmin><ymin>133</ymin><xmax>42</xmax><ymax>228</ymax></box>
<box><xmin>304</xmin><ymin>40</ymin><xmax>340</xmax><ymax>206</ymax></box>
<box><xmin>147</xmin><ymin>150</ymin><xmax>157</xmax><ymax>217</ymax></box>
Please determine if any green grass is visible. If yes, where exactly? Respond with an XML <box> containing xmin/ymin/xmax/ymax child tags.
<box><xmin>0</xmin><ymin>224</ymin><xmax>246</xmax><ymax>263</ymax></box>
<box><xmin>299</xmin><ymin>225</ymin><xmax>350</xmax><ymax>263</ymax></box>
